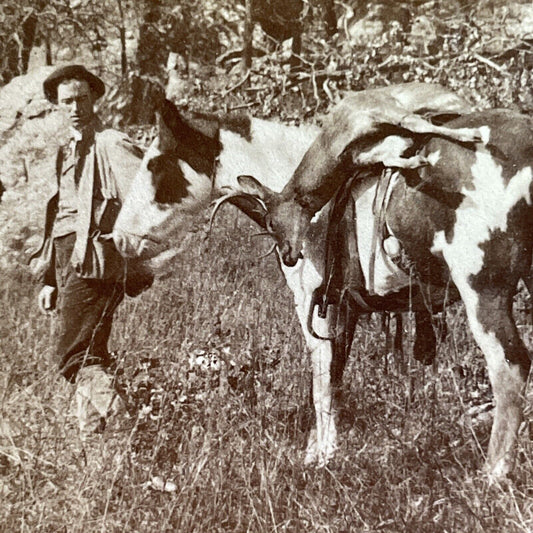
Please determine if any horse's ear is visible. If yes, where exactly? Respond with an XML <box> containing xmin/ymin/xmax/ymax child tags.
<box><xmin>156</xmin><ymin>104</ymin><xmax>178</xmax><ymax>153</ymax></box>
<box><xmin>237</xmin><ymin>175</ymin><xmax>275</xmax><ymax>205</ymax></box>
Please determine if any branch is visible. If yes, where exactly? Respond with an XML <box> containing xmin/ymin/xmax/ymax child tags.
<box><xmin>220</xmin><ymin>70</ymin><xmax>251</xmax><ymax>98</ymax></box>
<box><xmin>472</xmin><ymin>53</ymin><xmax>510</xmax><ymax>75</ymax></box>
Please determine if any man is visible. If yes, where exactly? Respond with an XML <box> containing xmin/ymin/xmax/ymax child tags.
<box><xmin>31</xmin><ymin>65</ymin><xmax>151</xmax><ymax>439</ymax></box>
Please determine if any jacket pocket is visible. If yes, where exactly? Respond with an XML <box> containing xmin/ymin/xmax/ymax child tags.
<box><xmin>95</xmin><ymin>197</ymin><xmax>122</xmax><ymax>234</ymax></box>
<box><xmin>77</xmin><ymin>233</ymin><xmax>124</xmax><ymax>280</ymax></box>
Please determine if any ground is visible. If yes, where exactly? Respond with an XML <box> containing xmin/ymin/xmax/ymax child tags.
<box><xmin>1</xmin><ymin>19</ymin><xmax>533</xmax><ymax>528</ymax></box>
<box><xmin>1</xmin><ymin>215</ymin><xmax>533</xmax><ymax>532</ymax></box>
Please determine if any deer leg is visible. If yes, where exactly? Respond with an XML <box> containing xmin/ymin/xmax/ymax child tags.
<box><xmin>354</xmin><ymin>151</ymin><xmax>430</xmax><ymax>169</ymax></box>
<box><xmin>382</xmin><ymin>154</ymin><xmax>430</xmax><ymax>169</ymax></box>
<box><xmin>399</xmin><ymin>114</ymin><xmax>486</xmax><ymax>144</ymax></box>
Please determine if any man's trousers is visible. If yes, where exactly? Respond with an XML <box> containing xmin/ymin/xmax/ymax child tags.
<box><xmin>53</xmin><ymin>233</ymin><xmax>124</xmax><ymax>382</ymax></box>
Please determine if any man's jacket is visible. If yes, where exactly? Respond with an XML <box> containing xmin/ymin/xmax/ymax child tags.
<box><xmin>31</xmin><ymin>124</ymin><xmax>152</xmax><ymax>294</ymax></box>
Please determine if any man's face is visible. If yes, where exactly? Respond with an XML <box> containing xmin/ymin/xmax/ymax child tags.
<box><xmin>57</xmin><ymin>79</ymin><xmax>95</xmax><ymax>131</ymax></box>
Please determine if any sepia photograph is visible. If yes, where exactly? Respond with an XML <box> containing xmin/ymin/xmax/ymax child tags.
<box><xmin>0</xmin><ymin>0</ymin><xmax>532</xmax><ymax>531</ymax></box>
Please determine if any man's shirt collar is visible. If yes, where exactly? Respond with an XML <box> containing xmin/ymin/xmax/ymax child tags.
<box><xmin>68</xmin><ymin>117</ymin><xmax>102</xmax><ymax>145</ymax></box>
<box><xmin>69</xmin><ymin>127</ymin><xmax>83</xmax><ymax>143</ymax></box>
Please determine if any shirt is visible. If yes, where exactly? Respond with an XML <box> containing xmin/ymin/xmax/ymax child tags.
<box><xmin>31</xmin><ymin>120</ymin><xmax>144</xmax><ymax>283</ymax></box>
<box><xmin>53</xmin><ymin>138</ymin><xmax>81</xmax><ymax>238</ymax></box>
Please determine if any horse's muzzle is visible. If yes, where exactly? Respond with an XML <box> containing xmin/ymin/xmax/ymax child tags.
<box><xmin>113</xmin><ymin>230</ymin><xmax>165</xmax><ymax>259</ymax></box>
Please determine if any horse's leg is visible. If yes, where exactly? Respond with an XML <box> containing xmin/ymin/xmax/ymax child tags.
<box><xmin>392</xmin><ymin>313</ymin><xmax>406</xmax><ymax>372</ymax></box>
<box><xmin>455</xmin><ymin>284</ymin><xmax>530</xmax><ymax>479</ymax></box>
<box><xmin>303</xmin><ymin>300</ymin><xmax>340</xmax><ymax>466</ymax></box>
<box><xmin>431</xmin><ymin>161</ymin><xmax>532</xmax><ymax>478</ymax></box>
<box><xmin>304</xmin><ymin>297</ymin><xmax>358</xmax><ymax>466</ymax></box>
<box><xmin>281</xmin><ymin>260</ymin><xmax>341</xmax><ymax>466</ymax></box>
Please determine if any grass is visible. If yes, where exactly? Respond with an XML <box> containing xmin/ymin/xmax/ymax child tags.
<box><xmin>1</xmin><ymin>209</ymin><xmax>533</xmax><ymax>533</ymax></box>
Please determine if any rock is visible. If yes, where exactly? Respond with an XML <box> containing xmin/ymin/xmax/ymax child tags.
<box><xmin>0</xmin><ymin>65</ymin><xmax>54</xmax><ymax>138</ymax></box>
<box><xmin>57</xmin><ymin>47</ymin><xmax>75</xmax><ymax>62</ymax></box>
<box><xmin>150</xmin><ymin>476</ymin><xmax>177</xmax><ymax>492</ymax></box>
<box><xmin>408</xmin><ymin>15</ymin><xmax>438</xmax><ymax>55</ymax></box>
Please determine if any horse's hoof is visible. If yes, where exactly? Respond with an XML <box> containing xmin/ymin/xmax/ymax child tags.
<box><xmin>485</xmin><ymin>457</ymin><xmax>515</xmax><ymax>485</ymax></box>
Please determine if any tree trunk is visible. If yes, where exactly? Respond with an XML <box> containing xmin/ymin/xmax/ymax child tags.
<box><xmin>117</xmin><ymin>0</ymin><xmax>128</xmax><ymax>77</ymax></box>
<box><xmin>2</xmin><ymin>10</ymin><xmax>38</xmax><ymax>83</ymax></box>
<box><xmin>20</xmin><ymin>11</ymin><xmax>38</xmax><ymax>73</ymax></box>
<box><xmin>242</xmin><ymin>0</ymin><xmax>253</xmax><ymax>74</ymax></box>
<box><xmin>45</xmin><ymin>35</ymin><xmax>52</xmax><ymax>65</ymax></box>
<box><xmin>137</xmin><ymin>0</ymin><xmax>164</xmax><ymax>76</ymax></box>
<box><xmin>128</xmin><ymin>74</ymin><xmax>165</xmax><ymax>124</ymax></box>
<box><xmin>290</xmin><ymin>31</ymin><xmax>302</xmax><ymax>70</ymax></box>
<box><xmin>322</xmin><ymin>0</ymin><xmax>337</xmax><ymax>37</ymax></box>
<box><xmin>119</xmin><ymin>26</ymin><xmax>127</xmax><ymax>76</ymax></box>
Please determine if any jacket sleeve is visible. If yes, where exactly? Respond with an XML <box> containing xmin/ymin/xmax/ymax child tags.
<box><xmin>29</xmin><ymin>145</ymin><xmax>64</xmax><ymax>286</ymax></box>
<box><xmin>29</xmin><ymin>193</ymin><xmax>59</xmax><ymax>287</ymax></box>
<box><xmin>98</xmin><ymin>130</ymin><xmax>144</xmax><ymax>203</ymax></box>
<box><xmin>39</xmin><ymin>236</ymin><xmax>57</xmax><ymax>287</ymax></box>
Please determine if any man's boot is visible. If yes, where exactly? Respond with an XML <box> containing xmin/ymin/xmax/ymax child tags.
<box><xmin>74</xmin><ymin>364</ymin><xmax>124</xmax><ymax>440</ymax></box>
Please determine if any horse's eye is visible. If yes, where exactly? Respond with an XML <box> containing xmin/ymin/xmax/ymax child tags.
<box><xmin>149</xmin><ymin>156</ymin><xmax>190</xmax><ymax>205</ymax></box>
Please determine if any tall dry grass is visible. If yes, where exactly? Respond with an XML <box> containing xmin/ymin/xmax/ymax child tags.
<box><xmin>1</xmin><ymin>208</ymin><xmax>533</xmax><ymax>533</ymax></box>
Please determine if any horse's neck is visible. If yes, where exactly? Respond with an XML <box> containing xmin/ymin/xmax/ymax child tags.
<box><xmin>216</xmin><ymin>118</ymin><xmax>320</xmax><ymax>193</ymax></box>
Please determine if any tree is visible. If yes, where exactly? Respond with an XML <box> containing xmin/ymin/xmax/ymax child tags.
<box><xmin>0</xmin><ymin>1</ymin><xmax>46</xmax><ymax>84</ymax></box>
<box><xmin>321</xmin><ymin>0</ymin><xmax>337</xmax><ymax>37</ymax></box>
<box><xmin>116</xmin><ymin>0</ymin><xmax>128</xmax><ymax>76</ymax></box>
<box><xmin>242</xmin><ymin>0</ymin><xmax>253</xmax><ymax>73</ymax></box>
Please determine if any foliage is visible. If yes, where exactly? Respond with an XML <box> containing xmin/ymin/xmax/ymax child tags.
<box><xmin>137</xmin><ymin>0</ymin><xmax>242</xmax><ymax>75</ymax></box>
<box><xmin>1</xmin><ymin>220</ymin><xmax>533</xmax><ymax>532</ymax></box>
<box><xmin>2</xmin><ymin>0</ymin><xmax>532</xmax><ymax>123</ymax></box>
<box><xmin>111</xmin><ymin>0</ymin><xmax>532</xmax><ymax>126</ymax></box>
<box><xmin>0</xmin><ymin>1</ymin><xmax>44</xmax><ymax>83</ymax></box>
<box><xmin>203</xmin><ymin>0</ymin><xmax>533</xmax><ymax>121</ymax></box>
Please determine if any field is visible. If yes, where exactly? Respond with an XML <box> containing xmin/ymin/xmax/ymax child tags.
<box><xmin>1</xmin><ymin>0</ymin><xmax>533</xmax><ymax>528</ymax></box>
<box><xmin>1</xmin><ymin>208</ymin><xmax>533</xmax><ymax>533</ymax></box>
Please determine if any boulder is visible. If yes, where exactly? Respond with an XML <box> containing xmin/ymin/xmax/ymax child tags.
<box><xmin>0</xmin><ymin>65</ymin><xmax>54</xmax><ymax>138</ymax></box>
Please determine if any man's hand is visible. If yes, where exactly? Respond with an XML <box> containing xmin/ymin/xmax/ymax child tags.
<box><xmin>38</xmin><ymin>285</ymin><xmax>57</xmax><ymax>314</ymax></box>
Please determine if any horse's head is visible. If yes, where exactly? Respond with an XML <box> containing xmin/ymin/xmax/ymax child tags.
<box><xmin>115</xmin><ymin>98</ymin><xmax>321</xmax><ymax>263</ymax></box>
<box><xmin>114</xmin><ymin>99</ymin><xmax>220</xmax><ymax>259</ymax></box>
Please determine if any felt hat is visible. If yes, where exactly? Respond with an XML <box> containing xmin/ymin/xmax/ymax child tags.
<box><xmin>43</xmin><ymin>65</ymin><xmax>105</xmax><ymax>103</ymax></box>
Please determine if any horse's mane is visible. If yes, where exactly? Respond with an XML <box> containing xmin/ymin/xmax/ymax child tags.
<box><xmin>178</xmin><ymin>108</ymin><xmax>252</xmax><ymax>142</ymax></box>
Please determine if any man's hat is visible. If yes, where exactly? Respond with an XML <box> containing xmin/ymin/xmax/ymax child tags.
<box><xmin>43</xmin><ymin>65</ymin><xmax>105</xmax><ymax>104</ymax></box>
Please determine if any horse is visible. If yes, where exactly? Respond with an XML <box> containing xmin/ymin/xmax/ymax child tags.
<box><xmin>113</xmin><ymin>93</ymin><xmax>533</xmax><ymax>480</ymax></box>
<box><xmin>233</xmin><ymin>103</ymin><xmax>533</xmax><ymax>481</ymax></box>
